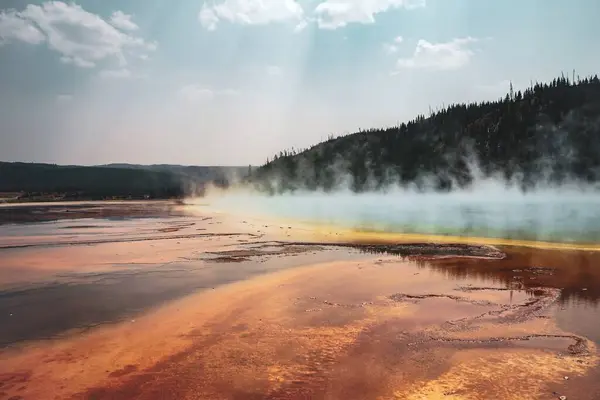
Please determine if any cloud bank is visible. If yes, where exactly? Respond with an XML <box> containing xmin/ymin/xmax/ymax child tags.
<box><xmin>0</xmin><ymin>2</ymin><xmax>155</xmax><ymax>69</ymax></box>
<box><xmin>199</xmin><ymin>0</ymin><xmax>425</xmax><ymax>31</ymax></box>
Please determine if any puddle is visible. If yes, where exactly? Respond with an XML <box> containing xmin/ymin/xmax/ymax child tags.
<box><xmin>556</xmin><ymin>303</ymin><xmax>600</xmax><ymax>345</ymax></box>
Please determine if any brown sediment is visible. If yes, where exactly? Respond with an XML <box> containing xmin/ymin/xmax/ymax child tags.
<box><xmin>282</xmin><ymin>241</ymin><xmax>506</xmax><ymax>259</ymax></box>
<box><xmin>0</xmin><ymin>232</ymin><xmax>257</xmax><ymax>250</ymax></box>
<box><xmin>209</xmin><ymin>256</ymin><xmax>252</xmax><ymax>263</ymax></box>
<box><xmin>389</xmin><ymin>292</ymin><xmax>498</xmax><ymax>307</ymax></box>
<box><xmin>156</xmin><ymin>222</ymin><xmax>197</xmax><ymax>233</ymax></box>
<box><xmin>59</xmin><ymin>225</ymin><xmax>106</xmax><ymax>229</ymax></box>
<box><xmin>108</xmin><ymin>364</ymin><xmax>138</xmax><ymax>378</ymax></box>
<box><xmin>201</xmin><ymin>244</ymin><xmax>328</xmax><ymax>262</ymax></box>
<box><xmin>417</xmin><ymin>245</ymin><xmax>600</xmax><ymax>305</ymax></box>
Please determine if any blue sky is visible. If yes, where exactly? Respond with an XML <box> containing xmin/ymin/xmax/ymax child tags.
<box><xmin>0</xmin><ymin>0</ymin><xmax>598</xmax><ymax>166</ymax></box>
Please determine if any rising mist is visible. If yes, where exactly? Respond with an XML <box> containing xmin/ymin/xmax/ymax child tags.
<box><xmin>193</xmin><ymin>76</ymin><xmax>600</xmax><ymax>244</ymax></box>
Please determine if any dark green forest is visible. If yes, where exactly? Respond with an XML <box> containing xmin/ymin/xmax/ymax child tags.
<box><xmin>0</xmin><ymin>163</ymin><xmax>247</xmax><ymax>200</ymax></box>
<box><xmin>249</xmin><ymin>74</ymin><xmax>600</xmax><ymax>193</ymax></box>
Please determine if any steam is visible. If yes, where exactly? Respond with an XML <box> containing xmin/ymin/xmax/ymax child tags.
<box><xmin>194</xmin><ymin>173</ymin><xmax>600</xmax><ymax>244</ymax></box>
<box><xmin>187</xmin><ymin>99</ymin><xmax>600</xmax><ymax>244</ymax></box>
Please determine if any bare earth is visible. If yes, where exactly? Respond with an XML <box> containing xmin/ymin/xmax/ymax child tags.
<box><xmin>0</xmin><ymin>201</ymin><xmax>599</xmax><ymax>400</ymax></box>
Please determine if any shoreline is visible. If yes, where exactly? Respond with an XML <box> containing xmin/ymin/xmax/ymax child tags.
<box><xmin>0</xmin><ymin>200</ymin><xmax>186</xmax><ymax>226</ymax></box>
<box><xmin>3</xmin><ymin>200</ymin><xmax>600</xmax><ymax>252</ymax></box>
<box><xmin>206</xmin><ymin>207</ymin><xmax>600</xmax><ymax>252</ymax></box>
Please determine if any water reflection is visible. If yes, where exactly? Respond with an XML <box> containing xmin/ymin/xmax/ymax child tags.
<box><xmin>358</xmin><ymin>245</ymin><xmax>600</xmax><ymax>305</ymax></box>
<box><xmin>0</xmin><ymin>248</ymin><xmax>364</xmax><ymax>347</ymax></box>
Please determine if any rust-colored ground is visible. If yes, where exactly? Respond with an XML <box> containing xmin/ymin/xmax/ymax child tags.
<box><xmin>0</xmin><ymin>203</ymin><xmax>599</xmax><ymax>400</ymax></box>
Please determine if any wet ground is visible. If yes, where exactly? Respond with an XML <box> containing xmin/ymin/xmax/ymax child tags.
<box><xmin>0</xmin><ymin>201</ymin><xmax>599</xmax><ymax>399</ymax></box>
<box><xmin>0</xmin><ymin>201</ymin><xmax>186</xmax><ymax>225</ymax></box>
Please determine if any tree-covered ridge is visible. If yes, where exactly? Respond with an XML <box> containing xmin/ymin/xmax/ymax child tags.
<box><xmin>250</xmin><ymin>74</ymin><xmax>600</xmax><ymax>194</ymax></box>
<box><xmin>0</xmin><ymin>163</ymin><xmax>248</xmax><ymax>200</ymax></box>
<box><xmin>0</xmin><ymin>162</ymin><xmax>183</xmax><ymax>200</ymax></box>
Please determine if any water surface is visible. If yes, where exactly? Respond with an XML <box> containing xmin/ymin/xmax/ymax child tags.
<box><xmin>208</xmin><ymin>189</ymin><xmax>600</xmax><ymax>243</ymax></box>
<box><xmin>1</xmin><ymin>203</ymin><xmax>600</xmax><ymax>399</ymax></box>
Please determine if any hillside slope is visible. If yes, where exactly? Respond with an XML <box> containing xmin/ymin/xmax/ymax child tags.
<box><xmin>250</xmin><ymin>75</ymin><xmax>600</xmax><ymax>193</ymax></box>
<box><xmin>102</xmin><ymin>164</ymin><xmax>248</xmax><ymax>187</ymax></box>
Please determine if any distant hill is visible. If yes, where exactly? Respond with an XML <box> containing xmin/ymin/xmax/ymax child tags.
<box><xmin>101</xmin><ymin>164</ymin><xmax>249</xmax><ymax>187</ymax></box>
<box><xmin>0</xmin><ymin>162</ymin><xmax>249</xmax><ymax>201</ymax></box>
<box><xmin>249</xmin><ymin>74</ymin><xmax>600</xmax><ymax>193</ymax></box>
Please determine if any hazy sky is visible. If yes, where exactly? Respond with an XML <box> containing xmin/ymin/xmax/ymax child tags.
<box><xmin>0</xmin><ymin>0</ymin><xmax>598</xmax><ymax>166</ymax></box>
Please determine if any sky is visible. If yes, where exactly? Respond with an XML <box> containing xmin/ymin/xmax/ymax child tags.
<box><xmin>0</xmin><ymin>0</ymin><xmax>598</xmax><ymax>166</ymax></box>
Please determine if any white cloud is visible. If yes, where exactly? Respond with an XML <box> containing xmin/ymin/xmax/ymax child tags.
<box><xmin>267</xmin><ymin>65</ymin><xmax>283</xmax><ymax>76</ymax></box>
<box><xmin>197</xmin><ymin>0</ymin><xmax>424</xmax><ymax>31</ymax></box>
<box><xmin>109</xmin><ymin>11</ymin><xmax>139</xmax><ymax>31</ymax></box>
<box><xmin>99</xmin><ymin>68</ymin><xmax>132</xmax><ymax>79</ymax></box>
<box><xmin>199</xmin><ymin>0</ymin><xmax>304</xmax><ymax>30</ymax></box>
<box><xmin>314</xmin><ymin>0</ymin><xmax>425</xmax><ymax>29</ymax></box>
<box><xmin>0</xmin><ymin>2</ymin><xmax>155</xmax><ymax>69</ymax></box>
<box><xmin>396</xmin><ymin>37</ymin><xmax>479</xmax><ymax>71</ymax></box>
<box><xmin>60</xmin><ymin>55</ymin><xmax>95</xmax><ymax>68</ymax></box>
<box><xmin>0</xmin><ymin>10</ymin><xmax>45</xmax><ymax>44</ymax></box>
<box><xmin>383</xmin><ymin>36</ymin><xmax>403</xmax><ymax>54</ymax></box>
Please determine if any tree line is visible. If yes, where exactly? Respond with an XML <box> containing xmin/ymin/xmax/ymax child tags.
<box><xmin>0</xmin><ymin>163</ymin><xmax>247</xmax><ymax>200</ymax></box>
<box><xmin>248</xmin><ymin>74</ymin><xmax>600</xmax><ymax>193</ymax></box>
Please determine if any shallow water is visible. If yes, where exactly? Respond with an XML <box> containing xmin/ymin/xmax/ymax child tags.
<box><xmin>0</xmin><ymin>215</ymin><xmax>368</xmax><ymax>346</ymax></box>
<box><xmin>1</xmin><ymin>204</ymin><xmax>600</xmax><ymax>399</ymax></box>
<box><xmin>0</xmin><ymin>247</ymin><xmax>365</xmax><ymax>347</ymax></box>
<box><xmin>207</xmin><ymin>189</ymin><xmax>600</xmax><ymax>243</ymax></box>
<box><xmin>0</xmin><ymin>213</ymin><xmax>599</xmax><ymax>349</ymax></box>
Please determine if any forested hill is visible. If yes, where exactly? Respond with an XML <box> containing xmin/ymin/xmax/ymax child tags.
<box><xmin>249</xmin><ymin>75</ymin><xmax>600</xmax><ymax>194</ymax></box>
<box><xmin>0</xmin><ymin>163</ymin><xmax>248</xmax><ymax>201</ymax></box>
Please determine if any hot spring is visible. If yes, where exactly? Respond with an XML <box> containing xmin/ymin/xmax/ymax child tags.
<box><xmin>202</xmin><ymin>184</ymin><xmax>600</xmax><ymax>244</ymax></box>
